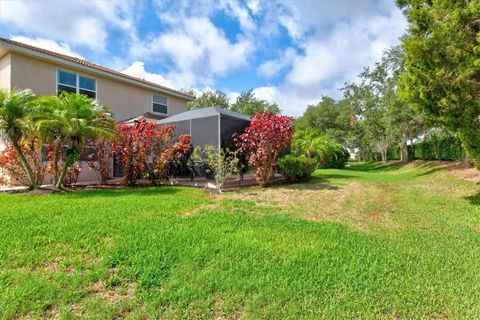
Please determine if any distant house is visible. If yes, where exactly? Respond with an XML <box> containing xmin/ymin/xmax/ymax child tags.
<box><xmin>0</xmin><ymin>37</ymin><xmax>194</xmax><ymax>184</ymax></box>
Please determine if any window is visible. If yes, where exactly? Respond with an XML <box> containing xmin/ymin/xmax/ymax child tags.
<box><xmin>152</xmin><ymin>94</ymin><xmax>168</xmax><ymax>114</ymax></box>
<box><xmin>57</xmin><ymin>69</ymin><xmax>96</xmax><ymax>99</ymax></box>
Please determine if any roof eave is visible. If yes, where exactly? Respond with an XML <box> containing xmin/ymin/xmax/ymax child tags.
<box><xmin>0</xmin><ymin>39</ymin><xmax>195</xmax><ymax>101</ymax></box>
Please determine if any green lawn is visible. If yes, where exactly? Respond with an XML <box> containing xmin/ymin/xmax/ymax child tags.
<box><xmin>1</xmin><ymin>162</ymin><xmax>480</xmax><ymax>319</ymax></box>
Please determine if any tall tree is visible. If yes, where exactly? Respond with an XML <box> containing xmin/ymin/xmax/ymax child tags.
<box><xmin>295</xmin><ymin>96</ymin><xmax>352</xmax><ymax>144</ymax></box>
<box><xmin>186</xmin><ymin>89</ymin><xmax>230</xmax><ymax>110</ymax></box>
<box><xmin>0</xmin><ymin>88</ymin><xmax>39</xmax><ymax>188</ymax></box>
<box><xmin>344</xmin><ymin>46</ymin><xmax>425</xmax><ymax>163</ymax></box>
<box><xmin>230</xmin><ymin>90</ymin><xmax>281</xmax><ymax>115</ymax></box>
<box><xmin>397</xmin><ymin>0</ymin><xmax>480</xmax><ymax>166</ymax></box>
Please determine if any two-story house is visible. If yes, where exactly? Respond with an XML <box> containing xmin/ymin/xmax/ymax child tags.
<box><xmin>0</xmin><ymin>37</ymin><xmax>194</xmax><ymax>184</ymax></box>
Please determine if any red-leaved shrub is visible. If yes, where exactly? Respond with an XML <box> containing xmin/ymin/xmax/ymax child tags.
<box><xmin>113</xmin><ymin>119</ymin><xmax>158</xmax><ymax>186</ymax></box>
<box><xmin>0</xmin><ymin>139</ymin><xmax>46</xmax><ymax>188</ymax></box>
<box><xmin>87</xmin><ymin>138</ymin><xmax>113</xmax><ymax>184</ymax></box>
<box><xmin>150</xmin><ymin>126</ymin><xmax>191</xmax><ymax>182</ymax></box>
<box><xmin>235</xmin><ymin>112</ymin><xmax>294</xmax><ymax>186</ymax></box>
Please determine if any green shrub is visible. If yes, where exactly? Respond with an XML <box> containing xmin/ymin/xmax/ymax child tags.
<box><xmin>414</xmin><ymin>133</ymin><xmax>464</xmax><ymax>161</ymax></box>
<box><xmin>318</xmin><ymin>147</ymin><xmax>350</xmax><ymax>169</ymax></box>
<box><xmin>291</xmin><ymin>128</ymin><xmax>349</xmax><ymax>169</ymax></box>
<box><xmin>277</xmin><ymin>155</ymin><xmax>317</xmax><ymax>182</ymax></box>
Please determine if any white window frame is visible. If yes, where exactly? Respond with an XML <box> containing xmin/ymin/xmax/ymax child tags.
<box><xmin>56</xmin><ymin>68</ymin><xmax>97</xmax><ymax>99</ymax></box>
<box><xmin>152</xmin><ymin>94</ymin><xmax>168</xmax><ymax>115</ymax></box>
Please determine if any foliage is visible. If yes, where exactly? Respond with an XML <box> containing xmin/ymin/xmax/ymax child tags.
<box><xmin>191</xmin><ymin>145</ymin><xmax>240</xmax><ymax>189</ymax></box>
<box><xmin>186</xmin><ymin>89</ymin><xmax>230</xmax><ymax>110</ymax></box>
<box><xmin>36</xmin><ymin>93</ymin><xmax>115</xmax><ymax>188</ymax></box>
<box><xmin>0</xmin><ymin>139</ymin><xmax>46</xmax><ymax>187</ymax></box>
<box><xmin>149</xmin><ymin>127</ymin><xmax>192</xmax><ymax>183</ymax></box>
<box><xmin>235</xmin><ymin>112</ymin><xmax>294</xmax><ymax>186</ymax></box>
<box><xmin>291</xmin><ymin>128</ymin><xmax>349</xmax><ymax>169</ymax></box>
<box><xmin>0</xmin><ymin>88</ymin><xmax>40</xmax><ymax>188</ymax></box>
<box><xmin>318</xmin><ymin>147</ymin><xmax>350</xmax><ymax>169</ymax></box>
<box><xmin>185</xmin><ymin>89</ymin><xmax>280</xmax><ymax>116</ymax></box>
<box><xmin>230</xmin><ymin>90</ymin><xmax>281</xmax><ymax>115</ymax></box>
<box><xmin>343</xmin><ymin>46</ymin><xmax>425</xmax><ymax>163</ymax></box>
<box><xmin>277</xmin><ymin>155</ymin><xmax>316</xmax><ymax>182</ymax></box>
<box><xmin>414</xmin><ymin>131</ymin><xmax>465</xmax><ymax>161</ymax></box>
<box><xmin>86</xmin><ymin>138</ymin><xmax>114</xmax><ymax>184</ymax></box>
<box><xmin>396</xmin><ymin>0</ymin><xmax>480</xmax><ymax>166</ymax></box>
<box><xmin>295</xmin><ymin>96</ymin><xmax>352</xmax><ymax>144</ymax></box>
<box><xmin>113</xmin><ymin>119</ymin><xmax>157</xmax><ymax>186</ymax></box>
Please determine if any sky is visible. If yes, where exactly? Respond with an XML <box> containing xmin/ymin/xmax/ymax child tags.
<box><xmin>0</xmin><ymin>0</ymin><xmax>407</xmax><ymax>116</ymax></box>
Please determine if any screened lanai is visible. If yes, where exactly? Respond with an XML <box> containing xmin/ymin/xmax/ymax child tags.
<box><xmin>156</xmin><ymin>107</ymin><xmax>251</xmax><ymax>149</ymax></box>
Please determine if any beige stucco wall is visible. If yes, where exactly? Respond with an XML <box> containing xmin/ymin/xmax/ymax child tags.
<box><xmin>9</xmin><ymin>52</ymin><xmax>189</xmax><ymax>121</ymax></box>
<box><xmin>0</xmin><ymin>53</ymin><xmax>11</xmax><ymax>91</ymax></box>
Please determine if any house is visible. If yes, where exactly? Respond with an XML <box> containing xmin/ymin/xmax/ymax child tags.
<box><xmin>0</xmin><ymin>37</ymin><xmax>194</xmax><ymax>184</ymax></box>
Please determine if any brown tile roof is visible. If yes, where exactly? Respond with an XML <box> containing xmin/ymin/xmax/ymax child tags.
<box><xmin>0</xmin><ymin>37</ymin><xmax>194</xmax><ymax>100</ymax></box>
<box><xmin>121</xmin><ymin>112</ymin><xmax>169</xmax><ymax>124</ymax></box>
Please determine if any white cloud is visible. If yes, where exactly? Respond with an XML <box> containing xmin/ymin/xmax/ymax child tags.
<box><xmin>10</xmin><ymin>36</ymin><xmax>84</xmax><ymax>59</ymax></box>
<box><xmin>122</xmin><ymin>62</ymin><xmax>176</xmax><ymax>88</ymax></box>
<box><xmin>249</xmin><ymin>0</ymin><xmax>408</xmax><ymax>116</ymax></box>
<box><xmin>131</xmin><ymin>16</ymin><xmax>253</xmax><ymax>88</ymax></box>
<box><xmin>0</xmin><ymin>0</ymin><xmax>135</xmax><ymax>50</ymax></box>
<box><xmin>257</xmin><ymin>48</ymin><xmax>297</xmax><ymax>79</ymax></box>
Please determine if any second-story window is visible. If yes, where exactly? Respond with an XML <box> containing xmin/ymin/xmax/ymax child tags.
<box><xmin>152</xmin><ymin>94</ymin><xmax>168</xmax><ymax>114</ymax></box>
<box><xmin>57</xmin><ymin>69</ymin><xmax>96</xmax><ymax>99</ymax></box>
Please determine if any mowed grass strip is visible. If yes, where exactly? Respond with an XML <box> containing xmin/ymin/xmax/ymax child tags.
<box><xmin>0</xmin><ymin>162</ymin><xmax>480</xmax><ymax>319</ymax></box>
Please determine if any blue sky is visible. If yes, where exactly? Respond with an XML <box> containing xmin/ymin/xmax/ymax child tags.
<box><xmin>0</xmin><ymin>0</ymin><xmax>407</xmax><ymax>115</ymax></box>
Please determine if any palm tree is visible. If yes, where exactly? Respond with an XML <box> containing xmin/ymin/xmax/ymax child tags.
<box><xmin>37</xmin><ymin>93</ymin><xmax>115</xmax><ymax>188</ymax></box>
<box><xmin>0</xmin><ymin>88</ymin><xmax>39</xmax><ymax>188</ymax></box>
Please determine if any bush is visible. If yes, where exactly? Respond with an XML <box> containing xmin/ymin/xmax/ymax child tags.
<box><xmin>235</xmin><ymin>112</ymin><xmax>294</xmax><ymax>187</ymax></box>
<box><xmin>414</xmin><ymin>133</ymin><xmax>464</xmax><ymax>161</ymax></box>
<box><xmin>277</xmin><ymin>155</ymin><xmax>316</xmax><ymax>182</ymax></box>
<box><xmin>191</xmin><ymin>145</ymin><xmax>240</xmax><ymax>190</ymax></box>
<box><xmin>291</xmin><ymin>128</ymin><xmax>349</xmax><ymax>169</ymax></box>
<box><xmin>318</xmin><ymin>147</ymin><xmax>350</xmax><ymax>169</ymax></box>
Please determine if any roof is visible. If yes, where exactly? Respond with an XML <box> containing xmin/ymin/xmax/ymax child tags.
<box><xmin>156</xmin><ymin>107</ymin><xmax>251</xmax><ymax>124</ymax></box>
<box><xmin>121</xmin><ymin>112</ymin><xmax>169</xmax><ymax>124</ymax></box>
<box><xmin>0</xmin><ymin>37</ymin><xmax>194</xmax><ymax>101</ymax></box>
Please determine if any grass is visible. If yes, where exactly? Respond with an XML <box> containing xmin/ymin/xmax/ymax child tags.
<box><xmin>1</xmin><ymin>162</ymin><xmax>480</xmax><ymax>318</ymax></box>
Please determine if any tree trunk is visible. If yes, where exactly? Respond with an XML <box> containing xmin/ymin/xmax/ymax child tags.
<box><xmin>12</xmin><ymin>141</ymin><xmax>37</xmax><ymax>189</ymax></box>
<box><xmin>381</xmin><ymin>150</ymin><xmax>387</xmax><ymax>164</ymax></box>
<box><xmin>53</xmin><ymin>142</ymin><xmax>60</xmax><ymax>185</ymax></box>
<box><xmin>400</xmin><ymin>141</ymin><xmax>409</xmax><ymax>163</ymax></box>
<box><xmin>56</xmin><ymin>161</ymin><xmax>70</xmax><ymax>189</ymax></box>
<box><xmin>56</xmin><ymin>153</ymin><xmax>76</xmax><ymax>189</ymax></box>
<box><xmin>464</xmin><ymin>155</ymin><xmax>473</xmax><ymax>168</ymax></box>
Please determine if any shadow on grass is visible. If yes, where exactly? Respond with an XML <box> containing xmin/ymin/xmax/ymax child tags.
<box><xmin>281</xmin><ymin>176</ymin><xmax>342</xmax><ymax>191</ymax></box>
<box><xmin>464</xmin><ymin>192</ymin><xmax>480</xmax><ymax>206</ymax></box>
<box><xmin>62</xmin><ymin>186</ymin><xmax>182</xmax><ymax>198</ymax></box>
<box><xmin>345</xmin><ymin>161</ymin><xmax>449</xmax><ymax>177</ymax></box>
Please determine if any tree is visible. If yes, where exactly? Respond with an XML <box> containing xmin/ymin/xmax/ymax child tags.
<box><xmin>186</xmin><ymin>89</ymin><xmax>230</xmax><ymax>110</ymax></box>
<box><xmin>37</xmin><ymin>93</ymin><xmax>115</xmax><ymax>188</ymax></box>
<box><xmin>235</xmin><ymin>112</ymin><xmax>294</xmax><ymax>186</ymax></box>
<box><xmin>230</xmin><ymin>90</ymin><xmax>281</xmax><ymax>115</ymax></box>
<box><xmin>295</xmin><ymin>96</ymin><xmax>352</xmax><ymax>144</ymax></box>
<box><xmin>343</xmin><ymin>46</ymin><xmax>425</xmax><ymax>163</ymax></box>
<box><xmin>191</xmin><ymin>145</ymin><xmax>240</xmax><ymax>190</ymax></box>
<box><xmin>396</xmin><ymin>0</ymin><xmax>480</xmax><ymax>166</ymax></box>
<box><xmin>0</xmin><ymin>88</ymin><xmax>40</xmax><ymax>188</ymax></box>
